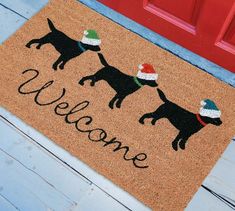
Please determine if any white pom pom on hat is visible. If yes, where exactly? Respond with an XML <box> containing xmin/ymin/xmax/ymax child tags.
<box><xmin>136</xmin><ymin>63</ymin><xmax>158</xmax><ymax>81</ymax></box>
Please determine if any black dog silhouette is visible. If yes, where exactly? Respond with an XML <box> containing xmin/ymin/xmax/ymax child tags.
<box><xmin>79</xmin><ymin>53</ymin><xmax>158</xmax><ymax>109</ymax></box>
<box><xmin>26</xmin><ymin>18</ymin><xmax>100</xmax><ymax>70</ymax></box>
<box><xmin>139</xmin><ymin>89</ymin><xmax>222</xmax><ymax>151</ymax></box>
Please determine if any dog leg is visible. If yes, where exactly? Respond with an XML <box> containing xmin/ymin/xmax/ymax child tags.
<box><xmin>52</xmin><ymin>55</ymin><xmax>64</xmax><ymax>70</ymax></box>
<box><xmin>79</xmin><ymin>75</ymin><xmax>95</xmax><ymax>86</ymax></box>
<box><xmin>172</xmin><ymin>133</ymin><xmax>182</xmax><ymax>151</ymax></box>
<box><xmin>116</xmin><ymin>96</ymin><xmax>126</xmax><ymax>108</ymax></box>
<box><xmin>140</xmin><ymin>106</ymin><xmax>165</xmax><ymax>125</ymax></box>
<box><xmin>139</xmin><ymin>113</ymin><xmax>154</xmax><ymax>124</ymax></box>
<box><xmin>179</xmin><ymin>136</ymin><xmax>189</xmax><ymax>150</ymax></box>
<box><xmin>79</xmin><ymin>70</ymin><xmax>104</xmax><ymax>86</ymax></box>
<box><xmin>151</xmin><ymin>117</ymin><xmax>162</xmax><ymax>125</ymax></box>
<box><xmin>58</xmin><ymin>57</ymin><xmax>70</xmax><ymax>70</ymax></box>
<box><xmin>59</xmin><ymin>63</ymin><xmax>64</xmax><ymax>70</ymax></box>
<box><xmin>109</xmin><ymin>94</ymin><xmax>119</xmax><ymax>109</ymax></box>
<box><xmin>26</xmin><ymin>39</ymin><xmax>41</xmax><ymax>48</ymax></box>
<box><xmin>151</xmin><ymin>105</ymin><xmax>167</xmax><ymax>125</ymax></box>
<box><xmin>26</xmin><ymin>33</ymin><xmax>51</xmax><ymax>49</ymax></box>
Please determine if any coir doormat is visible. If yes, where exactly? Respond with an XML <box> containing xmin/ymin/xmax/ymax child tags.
<box><xmin>0</xmin><ymin>0</ymin><xmax>235</xmax><ymax>210</ymax></box>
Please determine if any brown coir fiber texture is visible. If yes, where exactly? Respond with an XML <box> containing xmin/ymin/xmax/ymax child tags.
<box><xmin>0</xmin><ymin>1</ymin><xmax>234</xmax><ymax>210</ymax></box>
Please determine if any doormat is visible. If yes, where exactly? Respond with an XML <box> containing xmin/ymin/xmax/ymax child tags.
<box><xmin>0</xmin><ymin>0</ymin><xmax>234</xmax><ymax>210</ymax></box>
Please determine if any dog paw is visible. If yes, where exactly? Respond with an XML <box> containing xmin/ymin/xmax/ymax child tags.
<box><xmin>116</xmin><ymin>104</ymin><xmax>121</xmax><ymax>109</ymax></box>
<box><xmin>59</xmin><ymin>64</ymin><xmax>64</xmax><ymax>70</ymax></box>
<box><xmin>25</xmin><ymin>43</ymin><xmax>31</xmax><ymax>48</ymax></box>
<box><xmin>108</xmin><ymin>103</ymin><xmax>114</xmax><ymax>109</ymax></box>
<box><xmin>52</xmin><ymin>64</ymin><xmax>57</xmax><ymax>71</ymax></box>
<box><xmin>78</xmin><ymin>80</ymin><xmax>84</xmax><ymax>86</ymax></box>
<box><xmin>179</xmin><ymin>141</ymin><xmax>186</xmax><ymax>150</ymax></box>
<box><xmin>139</xmin><ymin>118</ymin><xmax>145</xmax><ymax>124</ymax></box>
<box><xmin>36</xmin><ymin>45</ymin><xmax>41</xmax><ymax>49</ymax></box>
<box><xmin>172</xmin><ymin>141</ymin><xmax>178</xmax><ymax>151</ymax></box>
<box><xmin>151</xmin><ymin>120</ymin><xmax>156</xmax><ymax>125</ymax></box>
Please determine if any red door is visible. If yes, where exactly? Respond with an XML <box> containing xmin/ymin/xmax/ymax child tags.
<box><xmin>97</xmin><ymin>0</ymin><xmax>235</xmax><ymax>73</ymax></box>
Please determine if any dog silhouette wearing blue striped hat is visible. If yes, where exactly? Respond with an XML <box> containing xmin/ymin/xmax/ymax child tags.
<box><xmin>26</xmin><ymin>19</ymin><xmax>101</xmax><ymax>70</ymax></box>
<box><xmin>139</xmin><ymin>89</ymin><xmax>222</xmax><ymax>151</ymax></box>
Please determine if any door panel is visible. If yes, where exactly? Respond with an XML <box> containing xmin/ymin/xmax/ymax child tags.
<box><xmin>98</xmin><ymin>0</ymin><xmax>235</xmax><ymax>73</ymax></box>
<box><xmin>224</xmin><ymin>18</ymin><xmax>235</xmax><ymax>45</ymax></box>
<box><xmin>216</xmin><ymin>5</ymin><xmax>235</xmax><ymax>54</ymax></box>
<box><xmin>146</xmin><ymin>0</ymin><xmax>201</xmax><ymax>25</ymax></box>
<box><xmin>143</xmin><ymin>0</ymin><xmax>202</xmax><ymax>34</ymax></box>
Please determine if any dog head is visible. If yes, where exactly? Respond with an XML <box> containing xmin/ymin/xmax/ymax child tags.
<box><xmin>199</xmin><ymin>99</ymin><xmax>222</xmax><ymax>126</ymax></box>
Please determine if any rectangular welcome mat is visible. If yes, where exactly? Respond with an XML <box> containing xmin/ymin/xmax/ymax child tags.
<box><xmin>0</xmin><ymin>0</ymin><xmax>235</xmax><ymax>210</ymax></box>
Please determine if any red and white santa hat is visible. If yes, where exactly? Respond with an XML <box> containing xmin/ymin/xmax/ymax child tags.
<box><xmin>136</xmin><ymin>63</ymin><xmax>158</xmax><ymax>81</ymax></box>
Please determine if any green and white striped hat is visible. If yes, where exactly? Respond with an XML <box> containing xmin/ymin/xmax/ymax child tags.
<box><xmin>81</xmin><ymin>29</ymin><xmax>101</xmax><ymax>46</ymax></box>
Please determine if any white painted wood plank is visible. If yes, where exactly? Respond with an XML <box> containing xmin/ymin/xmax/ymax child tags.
<box><xmin>203</xmin><ymin>141</ymin><xmax>235</xmax><ymax>205</ymax></box>
<box><xmin>186</xmin><ymin>140</ymin><xmax>235</xmax><ymax>211</ymax></box>
<box><xmin>0</xmin><ymin>108</ymin><xmax>150</xmax><ymax>211</ymax></box>
<box><xmin>222</xmin><ymin>140</ymin><xmax>235</xmax><ymax>163</ymax></box>
<box><xmin>0</xmin><ymin>0</ymin><xmax>48</xmax><ymax>19</ymax></box>
<box><xmin>0</xmin><ymin>118</ymin><xmax>92</xmax><ymax>204</ymax></box>
<box><xmin>209</xmin><ymin>158</ymin><xmax>235</xmax><ymax>189</ymax></box>
<box><xmin>0</xmin><ymin>194</ymin><xmax>18</xmax><ymax>211</ymax></box>
<box><xmin>0</xmin><ymin>149</ymin><xmax>76</xmax><ymax>211</ymax></box>
<box><xmin>0</xmin><ymin>5</ymin><xmax>26</xmax><ymax>43</ymax></box>
<box><xmin>186</xmin><ymin>187</ymin><xmax>234</xmax><ymax>211</ymax></box>
<box><xmin>75</xmin><ymin>184</ymin><xmax>129</xmax><ymax>211</ymax></box>
<box><xmin>0</xmin><ymin>114</ymin><xmax>138</xmax><ymax>211</ymax></box>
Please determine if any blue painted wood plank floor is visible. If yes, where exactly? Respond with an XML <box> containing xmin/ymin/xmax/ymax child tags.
<box><xmin>0</xmin><ymin>0</ymin><xmax>235</xmax><ymax>210</ymax></box>
<box><xmin>0</xmin><ymin>110</ymin><xmax>139</xmax><ymax>211</ymax></box>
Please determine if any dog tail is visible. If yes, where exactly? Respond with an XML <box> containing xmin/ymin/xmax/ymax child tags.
<box><xmin>47</xmin><ymin>18</ymin><xmax>57</xmax><ymax>31</ymax></box>
<box><xmin>98</xmin><ymin>53</ymin><xmax>110</xmax><ymax>67</ymax></box>
<box><xmin>157</xmin><ymin>88</ymin><xmax>168</xmax><ymax>103</ymax></box>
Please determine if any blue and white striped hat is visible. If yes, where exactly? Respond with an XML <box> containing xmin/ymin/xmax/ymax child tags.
<box><xmin>199</xmin><ymin>99</ymin><xmax>221</xmax><ymax>118</ymax></box>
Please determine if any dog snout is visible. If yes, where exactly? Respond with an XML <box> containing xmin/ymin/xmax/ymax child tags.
<box><xmin>153</xmin><ymin>82</ymin><xmax>158</xmax><ymax>87</ymax></box>
<box><xmin>215</xmin><ymin>118</ymin><xmax>222</xmax><ymax>126</ymax></box>
<box><xmin>150</xmin><ymin>81</ymin><xmax>158</xmax><ymax>87</ymax></box>
<box><xmin>218</xmin><ymin>119</ymin><xmax>222</xmax><ymax>125</ymax></box>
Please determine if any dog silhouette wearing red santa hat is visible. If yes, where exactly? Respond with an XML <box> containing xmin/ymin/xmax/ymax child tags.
<box><xmin>79</xmin><ymin>53</ymin><xmax>158</xmax><ymax>109</ymax></box>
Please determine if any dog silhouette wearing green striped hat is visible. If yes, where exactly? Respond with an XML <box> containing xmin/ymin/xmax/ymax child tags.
<box><xmin>79</xmin><ymin>53</ymin><xmax>158</xmax><ymax>109</ymax></box>
<box><xmin>26</xmin><ymin>18</ymin><xmax>101</xmax><ymax>70</ymax></box>
<box><xmin>139</xmin><ymin>89</ymin><xmax>222</xmax><ymax>151</ymax></box>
